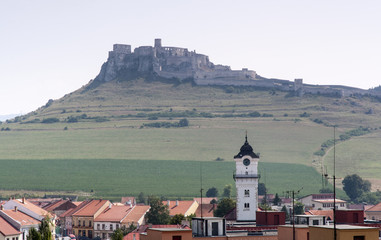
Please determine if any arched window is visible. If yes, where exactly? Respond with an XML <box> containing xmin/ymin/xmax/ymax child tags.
<box><xmin>244</xmin><ymin>190</ymin><xmax>250</xmax><ymax>197</ymax></box>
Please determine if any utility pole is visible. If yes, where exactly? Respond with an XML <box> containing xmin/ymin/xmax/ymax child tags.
<box><xmin>324</xmin><ymin>126</ymin><xmax>338</xmax><ymax>240</ymax></box>
<box><xmin>287</xmin><ymin>187</ymin><xmax>303</xmax><ymax>240</ymax></box>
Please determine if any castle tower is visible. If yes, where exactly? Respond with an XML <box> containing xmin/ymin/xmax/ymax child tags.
<box><xmin>154</xmin><ymin>38</ymin><xmax>162</xmax><ymax>48</ymax></box>
<box><xmin>234</xmin><ymin>134</ymin><xmax>259</xmax><ymax>222</ymax></box>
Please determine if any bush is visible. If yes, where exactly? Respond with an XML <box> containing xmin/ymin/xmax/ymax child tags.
<box><xmin>300</xmin><ymin>112</ymin><xmax>310</xmax><ymax>117</ymax></box>
<box><xmin>178</xmin><ymin>118</ymin><xmax>189</xmax><ymax>127</ymax></box>
<box><xmin>262</xmin><ymin>113</ymin><xmax>273</xmax><ymax>117</ymax></box>
<box><xmin>248</xmin><ymin>111</ymin><xmax>261</xmax><ymax>117</ymax></box>
<box><xmin>42</xmin><ymin>118</ymin><xmax>59</xmax><ymax>123</ymax></box>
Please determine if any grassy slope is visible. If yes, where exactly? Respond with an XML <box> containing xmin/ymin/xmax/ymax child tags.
<box><xmin>0</xmin><ymin>79</ymin><xmax>380</xmax><ymax>198</ymax></box>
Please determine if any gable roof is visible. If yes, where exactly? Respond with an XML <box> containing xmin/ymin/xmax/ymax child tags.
<box><xmin>365</xmin><ymin>202</ymin><xmax>381</xmax><ymax>212</ymax></box>
<box><xmin>60</xmin><ymin>201</ymin><xmax>89</xmax><ymax>218</ymax></box>
<box><xmin>305</xmin><ymin>210</ymin><xmax>333</xmax><ymax>220</ymax></box>
<box><xmin>0</xmin><ymin>215</ymin><xmax>21</xmax><ymax>236</ymax></box>
<box><xmin>162</xmin><ymin>200</ymin><xmax>197</xmax><ymax>216</ymax></box>
<box><xmin>0</xmin><ymin>209</ymin><xmax>40</xmax><ymax>226</ymax></box>
<box><xmin>95</xmin><ymin>205</ymin><xmax>133</xmax><ymax>222</ymax></box>
<box><xmin>193</xmin><ymin>198</ymin><xmax>217</xmax><ymax>205</ymax></box>
<box><xmin>121</xmin><ymin>197</ymin><xmax>136</xmax><ymax>205</ymax></box>
<box><xmin>121</xmin><ymin>205</ymin><xmax>150</xmax><ymax>224</ymax></box>
<box><xmin>4</xmin><ymin>199</ymin><xmax>52</xmax><ymax>219</ymax></box>
<box><xmin>44</xmin><ymin>200</ymin><xmax>70</xmax><ymax>212</ymax></box>
<box><xmin>73</xmin><ymin>199</ymin><xmax>109</xmax><ymax>217</ymax></box>
<box><xmin>195</xmin><ymin>204</ymin><xmax>216</xmax><ymax>218</ymax></box>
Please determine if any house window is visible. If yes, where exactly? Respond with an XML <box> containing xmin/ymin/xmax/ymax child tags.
<box><xmin>116</xmin><ymin>224</ymin><xmax>119</xmax><ymax>229</ymax></box>
<box><xmin>78</xmin><ymin>230</ymin><xmax>81</xmax><ymax>236</ymax></box>
<box><xmin>89</xmin><ymin>221</ymin><xmax>92</xmax><ymax>227</ymax></box>
<box><xmin>172</xmin><ymin>236</ymin><xmax>182</xmax><ymax>240</ymax></box>
<box><xmin>102</xmin><ymin>233</ymin><xmax>106</xmax><ymax>239</ymax></box>
<box><xmin>244</xmin><ymin>190</ymin><xmax>250</xmax><ymax>197</ymax></box>
<box><xmin>353</xmin><ymin>236</ymin><xmax>365</xmax><ymax>240</ymax></box>
<box><xmin>83</xmin><ymin>220</ymin><xmax>86</xmax><ymax>227</ymax></box>
<box><xmin>110</xmin><ymin>224</ymin><xmax>113</xmax><ymax>230</ymax></box>
<box><xmin>97</xmin><ymin>224</ymin><xmax>100</xmax><ymax>230</ymax></box>
<box><xmin>244</xmin><ymin>203</ymin><xmax>250</xmax><ymax>208</ymax></box>
<box><xmin>245</xmin><ymin>171</ymin><xmax>248</xmax><ymax>175</ymax></box>
<box><xmin>102</xmin><ymin>224</ymin><xmax>105</xmax><ymax>230</ymax></box>
<box><xmin>78</xmin><ymin>220</ymin><xmax>81</xmax><ymax>227</ymax></box>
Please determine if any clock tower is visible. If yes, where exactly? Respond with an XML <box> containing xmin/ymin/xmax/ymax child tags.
<box><xmin>234</xmin><ymin>134</ymin><xmax>259</xmax><ymax>222</ymax></box>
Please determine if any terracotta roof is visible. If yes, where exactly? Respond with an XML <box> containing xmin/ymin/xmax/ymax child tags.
<box><xmin>95</xmin><ymin>205</ymin><xmax>133</xmax><ymax>222</ymax></box>
<box><xmin>121</xmin><ymin>197</ymin><xmax>136</xmax><ymax>205</ymax></box>
<box><xmin>195</xmin><ymin>204</ymin><xmax>216</xmax><ymax>217</ymax></box>
<box><xmin>60</xmin><ymin>201</ymin><xmax>90</xmax><ymax>218</ymax></box>
<box><xmin>162</xmin><ymin>201</ymin><xmax>196</xmax><ymax>216</ymax></box>
<box><xmin>193</xmin><ymin>198</ymin><xmax>217</xmax><ymax>204</ymax></box>
<box><xmin>44</xmin><ymin>200</ymin><xmax>69</xmax><ymax>212</ymax></box>
<box><xmin>305</xmin><ymin>210</ymin><xmax>333</xmax><ymax>220</ymax></box>
<box><xmin>365</xmin><ymin>202</ymin><xmax>381</xmax><ymax>212</ymax></box>
<box><xmin>11</xmin><ymin>199</ymin><xmax>51</xmax><ymax>218</ymax></box>
<box><xmin>0</xmin><ymin>215</ymin><xmax>21</xmax><ymax>236</ymax></box>
<box><xmin>1</xmin><ymin>209</ymin><xmax>40</xmax><ymax>226</ymax></box>
<box><xmin>122</xmin><ymin>205</ymin><xmax>150</xmax><ymax>224</ymax></box>
<box><xmin>73</xmin><ymin>199</ymin><xmax>109</xmax><ymax>217</ymax></box>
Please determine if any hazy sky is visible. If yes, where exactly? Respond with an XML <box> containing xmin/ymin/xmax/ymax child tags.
<box><xmin>1</xmin><ymin>0</ymin><xmax>380</xmax><ymax>116</ymax></box>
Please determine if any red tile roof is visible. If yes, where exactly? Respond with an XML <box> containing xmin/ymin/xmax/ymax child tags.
<box><xmin>95</xmin><ymin>205</ymin><xmax>133</xmax><ymax>222</ymax></box>
<box><xmin>44</xmin><ymin>200</ymin><xmax>70</xmax><ymax>212</ymax></box>
<box><xmin>60</xmin><ymin>201</ymin><xmax>90</xmax><ymax>218</ymax></box>
<box><xmin>1</xmin><ymin>209</ymin><xmax>40</xmax><ymax>226</ymax></box>
<box><xmin>195</xmin><ymin>204</ymin><xmax>216</xmax><ymax>217</ymax></box>
<box><xmin>121</xmin><ymin>197</ymin><xmax>136</xmax><ymax>205</ymax></box>
<box><xmin>11</xmin><ymin>199</ymin><xmax>51</xmax><ymax>218</ymax></box>
<box><xmin>162</xmin><ymin>201</ymin><xmax>196</xmax><ymax>216</ymax></box>
<box><xmin>0</xmin><ymin>215</ymin><xmax>21</xmax><ymax>236</ymax></box>
<box><xmin>73</xmin><ymin>200</ymin><xmax>109</xmax><ymax>217</ymax></box>
<box><xmin>193</xmin><ymin>198</ymin><xmax>217</xmax><ymax>204</ymax></box>
<box><xmin>305</xmin><ymin>210</ymin><xmax>334</xmax><ymax>220</ymax></box>
<box><xmin>366</xmin><ymin>202</ymin><xmax>381</xmax><ymax>212</ymax></box>
<box><xmin>122</xmin><ymin>205</ymin><xmax>150</xmax><ymax>224</ymax></box>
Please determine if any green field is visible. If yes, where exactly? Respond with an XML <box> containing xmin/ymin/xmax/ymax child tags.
<box><xmin>1</xmin><ymin>79</ymin><xmax>381</xmax><ymax>199</ymax></box>
<box><xmin>0</xmin><ymin>159</ymin><xmax>332</xmax><ymax>201</ymax></box>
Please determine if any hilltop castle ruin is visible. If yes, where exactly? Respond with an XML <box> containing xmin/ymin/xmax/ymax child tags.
<box><xmin>93</xmin><ymin>39</ymin><xmax>372</xmax><ymax>97</ymax></box>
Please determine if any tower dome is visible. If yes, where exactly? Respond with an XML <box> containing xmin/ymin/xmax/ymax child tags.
<box><xmin>234</xmin><ymin>135</ymin><xmax>259</xmax><ymax>158</ymax></box>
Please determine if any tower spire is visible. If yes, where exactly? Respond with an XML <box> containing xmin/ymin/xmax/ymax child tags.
<box><xmin>245</xmin><ymin>130</ymin><xmax>248</xmax><ymax>143</ymax></box>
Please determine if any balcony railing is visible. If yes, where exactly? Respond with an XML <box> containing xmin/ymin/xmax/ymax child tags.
<box><xmin>233</xmin><ymin>173</ymin><xmax>260</xmax><ymax>180</ymax></box>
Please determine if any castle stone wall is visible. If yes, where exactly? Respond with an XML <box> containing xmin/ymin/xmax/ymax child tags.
<box><xmin>92</xmin><ymin>39</ymin><xmax>375</xmax><ymax>98</ymax></box>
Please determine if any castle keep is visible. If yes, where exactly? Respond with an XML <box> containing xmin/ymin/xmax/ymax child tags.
<box><xmin>94</xmin><ymin>39</ymin><xmax>373</xmax><ymax>97</ymax></box>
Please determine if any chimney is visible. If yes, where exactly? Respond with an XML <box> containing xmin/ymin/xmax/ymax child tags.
<box><xmin>109</xmin><ymin>202</ymin><xmax>112</xmax><ymax>209</ymax></box>
<box><xmin>0</xmin><ymin>205</ymin><xmax>3</xmax><ymax>210</ymax></box>
<box><xmin>14</xmin><ymin>206</ymin><xmax>17</xmax><ymax>212</ymax></box>
<box><xmin>129</xmin><ymin>203</ymin><xmax>133</xmax><ymax>208</ymax></box>
<box><xmin>22</xmin><ymin>197</ymin><xmax>25</xmax><ymax>204</ymax></box>
<box><xmin>175</xmin><ymin>200</ymin><xmax>179</xmax><ymax>206</ymax></box>
<box><xmin>167</xmin><ymin>200</ymin><xmax>170</xmax><ymax>206</ymax></box>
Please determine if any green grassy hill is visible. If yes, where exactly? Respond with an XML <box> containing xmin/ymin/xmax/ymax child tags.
<box><xmin>1</xmin><ymin>78</ymin><xmax>380</xmax><ymax>200</ymax></box>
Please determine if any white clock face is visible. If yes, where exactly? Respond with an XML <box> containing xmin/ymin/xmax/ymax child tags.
<box><xmin>243</xmin><ymin>158</ymin><xmax>250</xmax><ymax>166</ymax></box>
